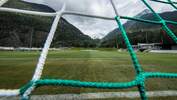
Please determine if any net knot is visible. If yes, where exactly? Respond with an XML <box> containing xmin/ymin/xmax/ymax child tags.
<box><xmin>160</xmin><ymin>20</ymin><xmax>166</xmax><ymax>26</ymax></box>
<box><xmin>136</xmin><ymin>73</ymin><xmax>146</xmax><ymax>85</ymax></box>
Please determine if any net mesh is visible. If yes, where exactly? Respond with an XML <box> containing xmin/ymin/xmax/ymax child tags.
<box><xmin>0</xmin><ymin>0</ymin><xmax>177</xmax><ymax>100</ymax></box>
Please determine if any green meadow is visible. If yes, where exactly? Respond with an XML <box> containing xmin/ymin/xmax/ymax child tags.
<box><xmin>0</xmin><ymin>49</ymin><xmax>176</xmax><ymax>98</ymax></box>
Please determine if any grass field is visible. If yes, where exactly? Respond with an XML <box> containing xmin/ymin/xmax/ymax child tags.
<box><xmin>0</xmin><ymin>49</ymin><xmax>177</xmax><ymax>98</ymax></box>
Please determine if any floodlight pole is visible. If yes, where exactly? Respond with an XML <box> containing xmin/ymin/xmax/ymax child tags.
<box><xmin>29</xmin><ymin>28</ymin><xmax>34</xmax><ymax>48</ymax></box>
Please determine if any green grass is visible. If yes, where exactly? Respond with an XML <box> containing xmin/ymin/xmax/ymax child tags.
<box><xmin>0</xmin><ymin>49</ymin><xmax>177</xmax><ymax>98</ymax></box>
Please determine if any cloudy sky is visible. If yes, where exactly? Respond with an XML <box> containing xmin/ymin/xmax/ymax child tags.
<box><xmin>23</xmin><ymin>0</ymin><xmax>175</xmax><ymax>39</ymax></box>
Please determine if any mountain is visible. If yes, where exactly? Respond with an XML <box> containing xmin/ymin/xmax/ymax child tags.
<box><xmin>124</xmin><ymin>9</ymin><xmax>151</xmax><ymax>29</ymax></box>
<box><xmin>101</xmin><ymin>10</ymin><xmax>177</xmax><ymax>48</ymax></box>
<box><xmin>123</xmin><ymin>9</ymin><xmax>151</xmax><ymax>30</ymax></box>
<box><xmin>0</xmin><ymin>0</ymin><xmax>96</xmax><ymax>48</ymax></box>
<box><xmin>101</xmin><ymin>9</ymin><xmax>151</xmax><ymax>44</ymax></box>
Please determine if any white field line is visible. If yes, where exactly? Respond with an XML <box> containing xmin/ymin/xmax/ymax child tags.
<box><xmin>1</xmin><ymin>90</ymin><xmax>177</xmax><ymax>99</ymax></box>
<box><xmin>150</xmin><ymin>50</ymin><xmax>177</xmax><ymax>53</ymax></box>
<box><xmin>0</xmin><ymin>89</ymin><xmax>19</xmax><ymax>96</ymax></box>
<box><xmin>0</xmin><ymin>0</ymin><xmax>8</xmax><ymax>6</ymax></box>
<box><xmin>28</xmin><ymin>91</ymin><xmax>177</xmax><ymax>99</ymax></box>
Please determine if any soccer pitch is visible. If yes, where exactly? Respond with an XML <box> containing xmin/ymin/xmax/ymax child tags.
<box><xmin>0</xmin><ymin>49</ymin><xmax>177</xmax><ymax>96</ymax></box>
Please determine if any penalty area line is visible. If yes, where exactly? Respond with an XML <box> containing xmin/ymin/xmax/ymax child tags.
<box><xmin>31</xmin><ymin>90</ymin><xmax>177</xmax><ymax>99</ymax></box>
<box><xmin>1</xmin><ymin>90</ymin><xmax>177</xmax><ymax>100</ymax></box>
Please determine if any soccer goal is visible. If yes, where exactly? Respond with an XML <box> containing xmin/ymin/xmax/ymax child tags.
<box><xmin>0</xmin><ymin>0</ymin><xmax>177</xmax><ymax>100</ymax></box>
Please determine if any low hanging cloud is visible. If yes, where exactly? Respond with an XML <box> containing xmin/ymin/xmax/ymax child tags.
<box><xmin>23</xmin><ymin>0</ymin><xmax>174</xmax><ymax>39</ymax></box>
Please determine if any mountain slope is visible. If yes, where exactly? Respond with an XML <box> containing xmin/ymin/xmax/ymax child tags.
<box><xmin>101</xmin><ymin>10</ymin><xmax>177</xmax><ymax>48</ymax></box>
<box><xmin>0</xmin><ymin>0</ymin><xmax>95</xmax><ymax>47</ymax></box>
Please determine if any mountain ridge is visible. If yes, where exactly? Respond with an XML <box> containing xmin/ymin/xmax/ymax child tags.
<box><xmin>101</xmin><ymin>10</ymin><xmax>177</xmax><ymax>48</ymax></box>
<box><xmin>0</xmin><ymin>0</ymin><xmax>97</xmax><ymax>48</ymax></box>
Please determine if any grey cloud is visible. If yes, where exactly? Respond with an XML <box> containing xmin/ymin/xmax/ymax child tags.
<box><xmin>23</xmin><ymin>0</ymin><xmax>174</xmax><ymax>39</ymax></box>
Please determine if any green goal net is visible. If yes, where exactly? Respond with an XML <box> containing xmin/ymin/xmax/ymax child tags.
<box><xmin>0</xmin><ymin>0</ymin><xmax>176</xmax><ymax>100</ymax></box>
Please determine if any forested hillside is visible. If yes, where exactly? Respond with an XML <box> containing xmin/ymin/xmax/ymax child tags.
<box><xmin>0</xmin><ymin>0</ymin><xmax>97</xmax><ymax>48</ymax></box>
<box><xmin>101</xmin><ymin>10</ymin><xmax>177</xmax><ymax>48</ymax></box>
